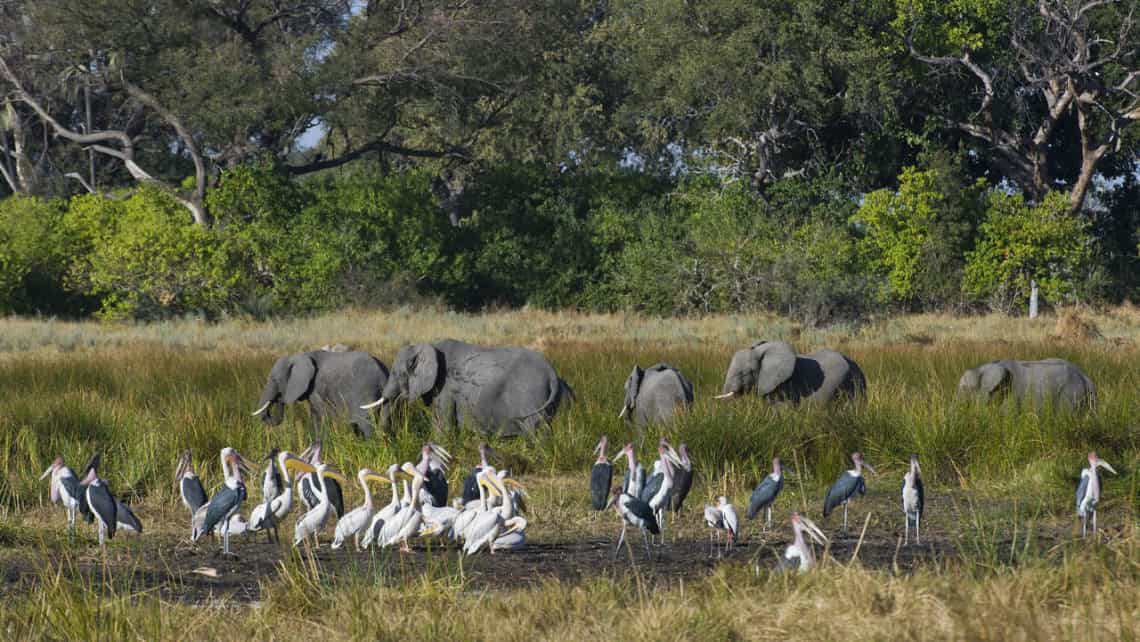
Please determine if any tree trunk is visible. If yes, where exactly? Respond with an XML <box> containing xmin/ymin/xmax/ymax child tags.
<box><xmin>1028</xmin><ymin>279</ymin><xmax>1039</xmax><ymax>319</ymax></box>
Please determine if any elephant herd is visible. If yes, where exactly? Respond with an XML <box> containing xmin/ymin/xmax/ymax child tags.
<box><xmin>253</xmin><ymin>339</ymin><xmax>1097</xmax><ymax>438</ymax></box>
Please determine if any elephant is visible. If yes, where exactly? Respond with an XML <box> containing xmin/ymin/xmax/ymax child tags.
<box><xmin>252</xmin><ymin>350</ymin><xmax>390</xmax><ymax>438</ymax></box>
<box><xmin>619</xmin><ymin>363</ymin><xmax>694</xmax><ymax>427</ymax></box>
<box><xmin>958</xmin><ymin>358</ymin><xmax>1095</xmax><ymax>410</ymax></box>
<box><xmin>361</xmin><ymin>339</ymin><xmax>573</xmax><ymax>437</ymax></box>
<box><xmin>716</xmin><ymin>341</ymin><xmax>866</xmax><ymax>403</ymax></box>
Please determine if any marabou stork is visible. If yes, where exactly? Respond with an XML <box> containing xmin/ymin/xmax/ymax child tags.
<box><xmin>290</xmin><ymin>458</ymin><xmax>348</xmax><ymax>548</ymax></box>
<box><xmin>1077</xmin><ymin>451</ymin><xmax>1117</xmax><ymax>539</ymax></box>
<box><xmin>590</xmin><ymin>435</ymin><xmax>613</xmax><ymax>511</ymax></box>
<box><xmin>175</xmin><ymin>450</ymin><xmax>208</xmax><ymax>537</ymax></box>
<box><xmin>191</xmin><ymin>447</ymin><xmax>249</xmax><ymax>555</ymax></box>
<box><xmin>40</xmin><ymin>456</ymin><xmax>84</xmax><ymax>535</ymax></box>
<box><xmin>783</xmin><ymin>512</ymin><xmax>827</xmax><ymax>572</ymax></box>
<box><xmin>611</xmin><ymin>485</ymin><xmax>659</xmax><ymax>559</ymax></box>
<box><xmin>333</xmin><ymin>468</ymin><xmax>390</xmax><ymax>550</ymax></box>
<box><xmin>618</xmin><ymin>443</ymin><xmax>644</xmax><ymax>498</ymax></box>
<box><xmin>746</xmin><ymin>457</ymin><xmax>784</xmax><ymax>529</ymax></box>
<box><xmin>82</xmin><ymin>454</ymin><xmax>118</xmax><ymax>547</ymax></box>
<box><xmin>114</xmin><ymin>498</ymin><xmax>143</xmax><ymax>534</ymax></box>
<box><xmin>645</xmin><ymin>442</ymin><xmax>682</xmax><ymax>544</ymax></box>
<box><xmin>668</xmin><ymin>443</ymin><xmax>694</xmax><ymax>512</ymax></box>
<box><xmin>462</xmin><ymin>443</ymin><xmax>492</xmax><ymax>503</ymax></box>
<box><xmin>298</xmin><ymin>442</ymin><xmax>344</xmax><ymax>519</ymax></box>
<box><xmin>249</xmin><ymin>449</ymin><xmax>296</xmax><ymax>542</ymax></box>
<box><xmin>902</xmin><ymin>454</ymin><xmax>924</xmax><ymax>546</ymax></box>
<box><xmin>823</xmin><ymin>452</ymin><xmax>876</xmax><ymax>532</ymax></box>
<box><xmin>416</xmin><ymin>442</ymin><xmax>451</xmax><ymax>508</ymax></box>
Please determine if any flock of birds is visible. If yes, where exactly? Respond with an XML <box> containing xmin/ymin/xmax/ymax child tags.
<box><xmin>39</xmin><ymin>437</ymin><xmax>1120</xmax><ymax>573</ymax></box>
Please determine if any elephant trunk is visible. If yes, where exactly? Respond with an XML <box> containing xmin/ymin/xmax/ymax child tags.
<box><xmin>255</xmin><ymin>383</ymin><xmax>284</xmax><ymax>426</ymax></box>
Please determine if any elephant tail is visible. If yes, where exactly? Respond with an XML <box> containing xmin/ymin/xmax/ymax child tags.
<box><xmin>519</xmin><ymin>377</ymin><xmax>572</xmax><ymax>421</ymax></box>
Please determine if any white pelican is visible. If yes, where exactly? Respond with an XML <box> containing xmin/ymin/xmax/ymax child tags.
<box><xmin>289</xmin><ymin>458</ymin><xmax>347</xmax><ymax>548</ymax></box>
<box><xmin>379</xmin><ymin>463</ymin><xmax>427</xmax><ymax>552</ymax></box>
<box><xmin>333</xmin><ymin>468</ymin><xmax>390</xmax><ymax>550</ymax></box>
<box><xmin>361</xmin><ymin>464</ymin><xmax>403</xmax><ymax>549</ymax></box>
<box><xmin>784</xmin><ymin>512</ymin><xmax>827</xmax><ymax>572</ymax></box>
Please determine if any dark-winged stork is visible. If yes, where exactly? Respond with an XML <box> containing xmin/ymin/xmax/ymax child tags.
<box><xmin>248</xmin><ymin>448</ymin><xmax>290</xmax><ymax>542</ymax></box>
<box><xmin>639</xmin><ymin>438</ymin><xmax>676</xmax><ymax>507</ymax></box>
<box><xmin>114</xmin><ymin>498</ymin><xmax>143</xmax><ymax>535</ymax></box>
<box><xmin>299</xmin><ymin>442</ymin><xmax>344</xmax><ymax>519</ymax></box>
<box><xmin>610</xmin><ymin>485</ymin><xmax>659</xmax><ymax>559</ymax></box>
<box><xmin>590</xmin><ymin>435</ymin><xmax>613</xmax><ymax>511</ymax></box>
<box><xmin>82</xmin><ymin>455</ymin><xmax>118</xmax><ymax>547</ymax></box>
<box><xmin>291</xmin><ymin>458</ymin><xmax>348</xmax><ymax>548</ymax></box>
<box><xmin>191</xmin><ymin>447</ymin><xmax>248</xmax><ymax>555</ymax></box>
<box><xmin>782</xmin><ymin>512</ymin><xmax>827</xmax><ymax>572</ymax></box>
<box><xmin>40</xmin><ymin>456</ymin><xmax>84</xmax><ymax>535</ymax></box>
<box><xmin>746</xmin><ymin>457</ymin><xmax>784</xmax><ymax>529</ymax></box>
<box><xmin>1076</xmin><ymin>451</ymin><xmax>1117</xmax><ymax>539</ymax></box>
<box><xmin>333</xmin><ymin>468</ymin><xmax>390</xmax><ymax>550</ymax></box>
<box><xmin>462</xmin><ymin>443</ymin><xmax>492</xmax><ymax>503</ymax></box>
<box><xmin>823</xmin><ymin>452</ymin><xmax>876</xmax><ymax>532</ymax></box>
<box><xmin>668</xmin><ymin>443</ymin><xmax>693</xmax><ymax>512</ymax></box>
<box><xmin>175</xmin><ymin>450</ymin><xmax>208</xmax><ymax>538</ymax></box>
<box><xmin>618</xmin><ymin>443</ymin><xmax>645</xmax><ymax>498</ymax></box>
<box><xmin>645</xmin><ymin>443</ymin><xmax>682</xmax><ymax>544</ymax></box>
<box><xmin>902</xmin><ymin>454</ymin><xmax>924</xmax><ymax>545</ymax></box>
<box><xmin>416</xmin><ymin>442</ymin><xmax>451</xmax><ymax>508</ymax></box>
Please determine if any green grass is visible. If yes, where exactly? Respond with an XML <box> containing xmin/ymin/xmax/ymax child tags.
<box><xmin>1</xmin><ymin>309</ymin><xmax>1139</xmax><ymax>640</ymax></box>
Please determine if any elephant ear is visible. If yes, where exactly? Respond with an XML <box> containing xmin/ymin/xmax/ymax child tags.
<box><xmin>752</xmin><ymin>341</ymin><xmax>797</xmax><ymax>396</ymax></box>
<box><xmin>978</xmin><ymin>364</ymin><xmax>1009</xmax><ymax>396</ymax></box>
<box><xmin>624</xmin><ymin>365</ymin><xmax>644</xmax><ymax>407</ymax></box>
<box><xmin>407</xmin><ymin>344</ymin><xmax>441</xmax><ymax>401</ymax></box>
<box><xmin>284</xmin><ymin>354</ymin><xmax>317</xmax><ymax>404</ymax></box>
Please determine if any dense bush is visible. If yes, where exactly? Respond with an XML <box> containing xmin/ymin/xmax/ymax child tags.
<box><xmin>0</xmin><ymin>196</ymin><xmax>87</xmax><ymax>315</ymax></box>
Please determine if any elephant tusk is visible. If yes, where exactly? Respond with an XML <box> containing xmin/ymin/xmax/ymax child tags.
<box><xmin>713</xmin><ymin>392</ymin><xmax>735</xmax><ymax>400</ymax></box>
<box><xmin>251</xmin><ymin>401</ymin><xmax>272</xmax><ymax>416</ymax></box>
<box><xmin>360</xmin><ymin>397</ymin><xmax>387</xmax><ymax>410</ymax></box>
<box><xmin>618</xmin><ymin>406</ymin><xmax>628</xmax><ymax>419</ymax></box>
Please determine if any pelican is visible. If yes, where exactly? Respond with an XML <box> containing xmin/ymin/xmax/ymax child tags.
<box><xmin>416</xmin><ymin>442</ymin><xmax>451</xmax><ymax>508</ymax></box>
<box><xmin>464</xmin><ymin>471</ymin><xmax>524</xmax><ymax>555</ymax></box>
<box><xmin>783</xmin><ymin>512</ymin><xmax>827</xmax><ymax>572</ymax></box>
<box><xmin>668</xmin><ymin>443</ymin><xmax>694</xmax><ymax>512</ymax></box>
<box><xmin>289</xmin><ymin>458</ymin><xmax>348</xmax><ymax>548</ymax></box>
<box><xmin>1077</xmin><ymin>451</ymin><xmax>1117</xmax><ymax>539</ymax></box>
<box><xmin>823</xmin><ymin>452</ymin><xmax>876</xmax><ymax>532</ymax></box>
<box><xmin>361</xmin><ymin>464</ymin><xmax>403</xmax><ymax>549</ymax></box>
<box><xmin>902</xmin><ymin>454</ymin><xmax>924</xmax><ymax>545</ymax></box>
<box><xmin>451</xmin><ymin>468</ymin><xmax>492</xmax><ymax>543</ymax></box>
<box><xmin>704</xmin><ymin>504</ymin><xmax>723</xmax><ymax>556</ymax></box>
<box><xmin>590</xmin><ymin>436</ymin><xmax>613</xmax><ymax>511</ymax></box>
<box><xmin>82</xmin><ymin>456</ymin><xmax>118</xmax><ymax>547</ymax></box>
<box><xmin>192</xmin><ymin>447</ymin><xmax>248</xmax><ymax>555</ymax></box>
<box><xmin>333</xmin><ymin>468</ymin><xmax>390</xmax><ymax>550</ymax></box>
<box><xmin>462</xmin><ymin>443</ymin><xmax>492</xmax><ymax>503</ymax></box>
<box><xmin>298</xmin><ymin>442</ymin><xmax>344</xmax><ymax>519</ymax></box>
<box><xmin>379</xmin><ymin>463</ymin><xmax>428</xmax><ymax>552</ymax></box>
<box><xmin>491</xmin><ymin>516</ymin><xmax>529</xmax><ymax>551</ymax></box>
<box><xmin>175</xmin><ymin>450</ymin><xmax>208</xmax><ymax>537</ymax></box>
<box><xmin>40</xmin><ymin>456</ymin><xmax>83</xmax><ymax>535</ymax></box>
<box><xmin>746</xmin><ymin>457</ymin><xmax>784</xmax><ymax>529</ymax></box>
<box><xmin>249</xmin><ymin>449</ymin><xmax>297</xmax><ymax>542</ymax></box>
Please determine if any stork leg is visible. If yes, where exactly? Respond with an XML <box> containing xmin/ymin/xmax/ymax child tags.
<box><xmin>1092</xmin><ymin>509</ymin><xmax>1097</xmax><ymax>540</ymax></box>
<box><xmin>642</xmin><ymin>528</ymin><xmax>652</xmax><ymax>559</ymax></box>
<box><xmin>765</xmin><ymin>506</ymin><xmax>772</xmax><ymax>531</ymax></box>
<box><xmin>222</xmin><ymin>517</ymin><xmax>231</xmax><ymax>555</ymax></box>
<box><xmin>614</xmin><ymin>523</ymin><xmax>627</xmax><ymax>557</ymax></box>
<box><xmin>842</xmin><ymin>501</ymin><xmax>849</xmax><ymax>533</ymax></box>
<box><xmin>98</xmin><ymin>521</ymin><xmax>105</xmax><ymax>547</ymax></box>
<box><xmin>916</xmin><ymin>513</ymin><xmax>921</xmax><ymax>546</ymax></box>
<box><xmin>1081</xmin><ymin>513</ymin><xmax>1087</xmax><ymax>539</ymax></box>
<box><xmin>904</xmin><ymin>513</ymin><xmax>910</xmax><ymax>546</ymax></box>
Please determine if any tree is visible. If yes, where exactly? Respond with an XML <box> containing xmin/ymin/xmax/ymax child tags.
<box><xmin>898</xmin><ymin>0</ymin><xmax>1140</xmax><ymax>213</ymax></box>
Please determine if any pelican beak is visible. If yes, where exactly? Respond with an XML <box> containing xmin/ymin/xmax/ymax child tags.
<box><xmin>503</xmin><ymin>516</ymin><xmax>528</xmax><ymax>535</ymax></box>
<box><xmin>251</xmin><ymin>400</ymin><xmax>272</xmax><ymax>416</ymax></box>
<box><xmin>283</xmin><ymin>455</ymin><xmax>317</xmax><ymax>476</ymax></box>
<box><xmin>419</xmin><ymin>521</ymin><xmax>444</xmax><ymax>537</ymax></box>
<box><xmin>360</xmin><ymin>397</ymin><xmax>386</xmax><ymax>410</ymax></box>
<box><xmin>321</xmin><ymin>468</ymin><xmax>348</xmax><ymax>485</ymax></box>
<box><xmin>802</xmin><ymin>516</ymin><xmax>828</xmax><ymax>545</ymax></box>
<box><xmin>478</xmin><ymin>473</ymin><xmax>502</xmax><ymax>498</ymax></box>
<box><xmin>400</xmin><ymin>462</ymin><xmax>421</xmax><ymax>479</ymax></box>
<box><xmin>501</xmin><ymin>477</ymin><xmax>528</xmax><ymax>496</ymax></box>
<box><xmin>364</xmin><ymin>473</ymin><xmax>391</xmax><ymax>485</ymax></box>
<box><xmin>713</xmin><ymin>391</ymin><xmax>735</xmax><ymax>400</ymax></box>
<box><xmin>618</xmin><ymin>405</ymin><xmax>628</xmax><ymax>419</ymax></box>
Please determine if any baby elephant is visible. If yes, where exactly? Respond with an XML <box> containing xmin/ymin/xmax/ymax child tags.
<box><xmin>958</xmin><ymin>358</ymin><xmax>1095</xmax><ymax>410</ymax></box>
<box><xmin>620</xmin><ymin>363</ymin><xmax>694</xmax><ymax>427</ymax></box>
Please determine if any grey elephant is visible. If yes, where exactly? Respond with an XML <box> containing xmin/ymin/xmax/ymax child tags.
<box><xmin>252</xmin><ymin>350</ymin><xmax>390</xmax><ymax>438</ymax></box>
<box><xmin>361</xmin><ymin>339</ymin><xmax>572</xmax><ymax>436</ymax></box>
<box><xmin>958</xmin><ymin>358</ymin><xmax>1095</xmax><ymax>410</ymax></box>
<box><xmin>716</xmin><ymin>341</ymin><xmax>866</xmax><ymax>403</ymax></box>
<box><xmin>619</xmin><ymin>363</ymin><xmax>694</xmax><ymax>426</ymax></box>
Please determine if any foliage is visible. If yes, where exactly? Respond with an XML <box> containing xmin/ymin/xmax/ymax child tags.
<box><xmin>0</xmin><ymin>196</ymin><xmax>87</xmax><ymax>315</ymax></box>
<box><xmin>854</xmin><ymin>156</ymin><xmax>985</xmax><ymax>309</ymax></box>
<box><xmin>62</xmin><ymin>188</ymin><xmax>237</xmax><ymax>320</ymax></box>
<box><xmin>964</xmin><ymin>191</ymin><xmax>1094</xmax><ymax>313</ymax></box>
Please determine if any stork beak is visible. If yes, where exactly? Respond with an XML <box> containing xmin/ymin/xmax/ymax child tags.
<box><xmin>664</xmin><ymin>444</ymin><xmax>683</xmax><ymax>467</ymax></box>
<box><xmin>802</xmin><ymin>516</ymin><xmax>828</xmax><ymax>545</ymax></box>
<box><xmin>1097</xmin><ymin>459</ymin><xmax>1118</xmax><ymax>475</ymax></box>
<box><xmin>237</xmin><ymin>454</ymin><xmax>255</xmax><ymax>476</ymax></box>
<box><xmin>298</xmin><ymin>444</ymin><xmax>315</xmax><ymax>462</ymax></box>
<box><xmin>713</xmin><ymin>391</ymin><xmax>735</xmax><ymax>400</ymax></box>
<box><xmin>429</xmin><ymin>442</ymin><xmax>451</xmax><ymax>461</ymax></box>
<box><xmin>360</xmin><ymin>397</ymin><xmax>387</xmax><ymax>410</ymax></box>
<box><xmin>618</xmin><ymin>405</ymin><xmax>628</xmax><ymax>419</ymax></box>
<box><xmin>39</xmin><ymin>465</ymin><xmax>54</xmax><ymax>480</ymax></box>
<box><xmin>862</xmin><ymin>461</ymin><xmax>878</xmax><ymax>475</ymax></box>
<box><xmin>593</xmin><ymin>437</ymin><xmax>607</xmax><ymax>456</ymax></box>
<box><xmin>251</xmin><ymin>401</ymin><xmax>272</xmax><ymax>416</ymax></box>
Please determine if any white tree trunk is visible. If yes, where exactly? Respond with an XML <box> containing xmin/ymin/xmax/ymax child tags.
<box><xmin>1028</xmin><ymin>279</ymin><xmax>1039</xmax><ymax>319</ymax></box>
